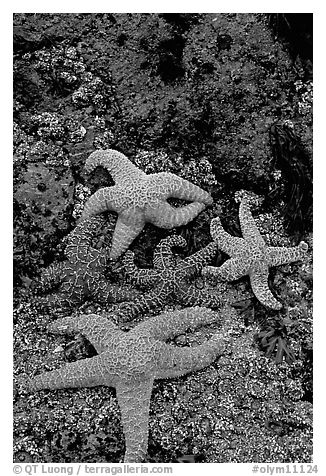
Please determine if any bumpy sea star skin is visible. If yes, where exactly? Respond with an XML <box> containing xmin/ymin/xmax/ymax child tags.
<box><xmin>115</xmin><ymin>235</ymin><xmax>223</xmax><ymax>321</ymax></box>
<box><xmin>81</xmin><ymin>149</ymin><xmax>213</xmax><ymax>260</ymax></box>
<box><xmin>37</xmin><ymin>217</ymin><xmax>139</xmax><ymax>310</ymax></box>
<box><xmin>202</xmin><ymin>196</ymin><xmax>308</xmax><ymax>310</ymax></box>
<box><xmin>21</xmin><ymin>306</ymin><xmax>235</xmax><ymax>463</ymax></box>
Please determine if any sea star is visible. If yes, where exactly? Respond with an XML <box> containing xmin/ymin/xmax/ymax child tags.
<box><xmin>81</xmin><ymin>149</ymin><xmax>213</xmax><ymax>260</ymax></box>
<box><xmin>116</xmin><ymin>235</ymin><xmax>223</xmax><ymax>321</ymax></box>
<box><xmin>202</xmin><ymin>196</ymin><xmax>308</xmax><ymax>310</ymax></box>
<box><xmin>21</xmin><ymin>306</ymin><xmax>234</xmax><ymax>462</ymax></box>
<box><xmin>37</xmin><ymin>217</ymin><xmax>139</xmax><ymax>310</ymax></box>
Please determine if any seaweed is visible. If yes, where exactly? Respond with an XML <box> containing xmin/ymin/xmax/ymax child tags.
<box><xmin>269</xmin><ymin>122</ymin><xmax>312</xmax><ymax>235</ymax></box>
<box><xmin>256</xmin><ymin>319</ymin><xmax>295</xmax><ymax>364</ymax></box>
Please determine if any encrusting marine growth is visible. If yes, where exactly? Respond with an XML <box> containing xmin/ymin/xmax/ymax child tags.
<box><xmin>21</xmin><ymin>306</ymin><xmax>235</xmax><ymax>463</ymax></box>
<box><xmin>37</xmin><ymin>216</ymin><xmax>140</xmax><ymax>310</ymax></box>
<box><xmin>81</xmin><ymin>149</ymin><xmax>213</xmax><ymax>260</ymax></box>
<box><xmin>116</xmin><ymin>235</ymin><xmax>224</xmax><ymax>321</ymax></box>
<box><xmin>202</xmin><ymin>195</ymin><xmax>308</xmax><ymax>310</ymax></box>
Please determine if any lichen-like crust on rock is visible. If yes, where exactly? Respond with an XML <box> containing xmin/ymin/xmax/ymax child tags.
<box><xmin>202</xmin><ymin>195</ymin><xmax>308</xmax><ymax>310</ymax></box>
<box><xmin>37</xmin><ymin>217</ymin><xmax>139</xmax><ymax>310</ymax></box>
<box><xmin>116</xmin><ymin>235</ymin><xmax>223</xmax><ymax>320</ymax></box>
<box><xmin>81</xmin><ymin>149</ymin><xmax>213</xmax><ymax>260</ymax></box>
<box><xmin>21</xmin><ymin>306</ymin><xmax>235</xmax><ymax>463</ymax></box>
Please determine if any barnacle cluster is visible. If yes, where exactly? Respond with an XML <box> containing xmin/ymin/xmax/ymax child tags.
<box><xmin>30</xmin><ymin>112</ymin><xmax>66</xmax><ymax>141</ymax></box>
<box><xmin>32</xmin><ymin>45</ymin><xmax>86</xmax><ymax>91</ymax></box>
<box><xmin>72</xmin><ymin>75</ymin><xmax>111</xmax><ymax>113</ymax></box>
<box><xmin>294</xmin><ymin>80</ymin><xmax>313</xmax><ymax>116</ymax></box>
<box><xmin>133</xmin><ymin>149</ymin><xmax>217</xmax><ymax>188</ymax></box>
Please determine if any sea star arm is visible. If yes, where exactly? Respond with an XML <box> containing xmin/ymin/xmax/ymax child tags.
<box><xmin>123</xmin><ymin>251</ymin><xmax>159</xmax><ymax>286</ymax></box>
<box><xmin>81</xmin><ymin>186</ymin><xmax>123</xmax><ymax>220</ymax></box>
<box><xmin>238</xmin><ymin>197</ymin><xmax>265</xmax><ymax>246</ymax></box>
<box><xmin>249</xmin><ymin>263</ymin><xmax>282</xmax><ymax>310</ymax></box>
<box><xmin>177</xmin><ymin>282</ymin><xmax>221</xmax><ymax>308</ymax></box>
<box><xmin>137</xmin><ymin>306</ymin><xmax>225</xmax><ymax>341</ymax></box>
<box><xmin>153</xmin><ymin>235</ymin><xmax>187</xmax><ymax>268</ymax></box>
<box><xmin>150</xmin><ymin>172</ymin><xmax>213</xmax><ymax>204</ymax></box>
<box><xmin>156</xmin><ymin>333</ymin><xmax>225</xmax><ymax>379</ymax></box>
<box><xmin>266</xmin><ymin>241</ymin><xmax>308</xmax><ymax>267</ymax></box>
<box><xmin>65</xmin><ymin>217</ymin><xmax>107</xmax><ymax>262</ymax></box>
<box><xmin>202</xmin><ymin>256</ymin><xmax>251</xmax><ymax>281</ymax></box>
<box><xmin>181</xmin><ymin>241</ymin><xmax>218</xmax><ymax>275</ymax></box>
<box><xmin>38</xmin><ymin>292</ymin><xmax>79</xmax><ymax>311</ymax></box>
<box><xmin>115</xmin><ymin>291</ymin><xmax>165</xmax><ymax>321</ymax></box>
<box><xmin>91</xmin><ymin>279</ymin><xmax>141</xmax><ymax>305</ymax></box>
<box><xmin>210</xmin><ymin>217</ymin><xmax>245</xmax><ymax>254</ymax></box>
<box><xmin>48</xmin><ymin>314</ymin><xmax>121</xmax><ymax>353</ymax></box>
<box><xmin>38</xmin><ymin>262</ymin><xmax>85</xmax><ymax>310</ymax></box>
<box><xmin>109</xmin><ymin>211</ymin><xmax>146</xmax><ymax>260</ymax></box>
<box><xmin>146</xmin><ymin>201</ymin><xmax>206</xmax><ymax>228</ymax></box>
<box><xmin>85</xmin><ymin>149</ymin><xmax>144</xmax><ymax>183</ymax></box>
<box><xmin>116</xmin><ymin>380</ymin><xmax>153</xmax><ymax>463</ymax></box>
<box><xmin>24</xmin><ymin>354</ymin><xmax>113</xmax><ymax>392</ymax></box>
